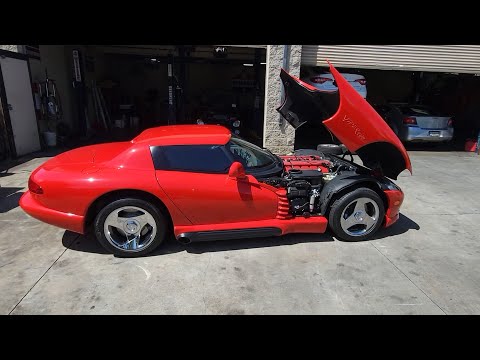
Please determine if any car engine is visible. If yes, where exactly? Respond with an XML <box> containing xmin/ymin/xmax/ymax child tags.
<box><xmin>261</xmin><ymin>154</ymin><xmax>357</xmax><ymax>216</ymax></box>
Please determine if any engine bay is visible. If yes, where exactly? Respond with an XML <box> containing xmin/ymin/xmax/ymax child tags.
<box><xmin>261</xmin><ymin>153</ymin><xmax>358</xmax><ymax>216</ymax></box>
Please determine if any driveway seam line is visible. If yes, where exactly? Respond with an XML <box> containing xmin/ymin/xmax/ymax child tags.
<box><xmin>370</xmin><ymin>242</ymin><xmax>447</xmax><ymax>315</ymax></box>
<box><xmin>8</xmin><ymin>234</ymin><xmax>80</xmax><ymax>315</ymax></box>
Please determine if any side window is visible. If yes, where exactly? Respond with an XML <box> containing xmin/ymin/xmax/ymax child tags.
<box><xmin>150</xmin><ymin>145</ymin><xmax>232</xmax><ymax>173</ymax></box>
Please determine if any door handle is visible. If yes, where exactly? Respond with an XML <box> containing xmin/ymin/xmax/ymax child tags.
<box><xmin>7</xmin><ymin>104</ymin><xmax>13</xmax><ymax>111</ymax></box>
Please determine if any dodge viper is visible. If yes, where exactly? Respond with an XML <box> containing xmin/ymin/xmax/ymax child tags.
<box><xmin>20</xmin><ymin>62</ymin><xmax>412</xmax><ymax>257</ymax></box>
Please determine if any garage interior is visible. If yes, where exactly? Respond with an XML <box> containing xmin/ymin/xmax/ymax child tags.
<box><xmin>296</xmin><ymin>45</ymin><xmax>480</xmax><ymax>151</ymax></box>
<box><xmin>4</xmin><ymin>45</ymin><xmax>480</xmax><ymax>159</ymax></box>
<box><xmin>28</xmin><ymin>45</ymin><xmax>267</xmax><ymax>150</ymax></box>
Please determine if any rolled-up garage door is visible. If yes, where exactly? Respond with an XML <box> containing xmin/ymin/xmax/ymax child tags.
<box><xmin>302</xmin><ymin>45</ymin><xmax>480</xmax><ymax>74</ymax></box>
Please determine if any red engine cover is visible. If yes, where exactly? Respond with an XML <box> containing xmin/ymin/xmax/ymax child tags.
<box><xmin>280</xmin><ymin>155</ymin><xmax>332</xmax><ymax>172</ymax></box>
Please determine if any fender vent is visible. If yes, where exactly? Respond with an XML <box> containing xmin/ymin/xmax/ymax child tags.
<box><xmin>276</xmin><ymin>189</ymin><xmax>292</xmax><ymax>219</ymax></box>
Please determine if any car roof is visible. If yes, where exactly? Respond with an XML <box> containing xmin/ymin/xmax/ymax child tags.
<box><xmin>132</xmin><ymin>125</ymin><xmax>232</xmax><ymax>146</ymax></box>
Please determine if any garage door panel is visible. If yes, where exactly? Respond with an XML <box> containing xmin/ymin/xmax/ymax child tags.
<box><xmin>302</xmin><ymin>45</ymin><xmax>480</xmax><ymax>73</ymax></box>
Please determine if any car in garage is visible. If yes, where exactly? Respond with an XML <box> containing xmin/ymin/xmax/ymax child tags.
<box><xmin>193</xmin><ymin>92</ymin><xmax>242</xmax><ymax>135</ymax></box>
<box><xmin>374</xmin><ymin>103</ymin><xmax>454</xmax><ymax>142</ymax></box>
<box><xmin>20</xmin><ymin>62</ymin><xmax>411</xmax><ymax>257</ymax></box>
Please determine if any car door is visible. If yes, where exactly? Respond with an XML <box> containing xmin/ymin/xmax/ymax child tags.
<box><xmin>152</xmin><ymin>144</ymin><xmax>278</xmax><ymax>225</ymax></box>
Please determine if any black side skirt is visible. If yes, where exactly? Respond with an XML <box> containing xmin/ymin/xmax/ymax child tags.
<box><xmin>177</xmin><ymin>227</ymin><xmax>282</xmax><ymax>243</ymax></box>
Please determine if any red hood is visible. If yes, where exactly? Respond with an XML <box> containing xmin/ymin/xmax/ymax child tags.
<box><xmin>277</xmin><ymin>61</ymin><xmax>412</xmax><ymax>179</ymax></box>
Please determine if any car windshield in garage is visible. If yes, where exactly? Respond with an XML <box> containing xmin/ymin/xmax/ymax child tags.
<box><xmin>399</xmin><ymin>105</ymin><xmax>441</xmax><ymax>116</ymax></box>
<box><xmin>226</xmin><ymin>137</ymin><xmax>274</xmax><ymax>168</ymax></box>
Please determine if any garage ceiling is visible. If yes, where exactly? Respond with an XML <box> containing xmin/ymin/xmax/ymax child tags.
<box><xmin>302</xmin><ymin>45</ymin><xmax>480</xmax><ymax>74</ymax></box>
<box><xmin>95</xmin><ymin>45</ymin><xmax>261</xmax><ymax>60</ymax></box>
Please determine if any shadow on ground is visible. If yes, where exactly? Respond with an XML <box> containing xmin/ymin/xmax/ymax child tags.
<box><xmin>371</xmin><ymin>213</ymin><xmax>420</xmax><ymax>240</ymax></box>
<box><xmin>64</xmin><ymin>213</ymin><xmax>420</xmax><ymax>257</ymax></box>
<box><xmin>0</xmin><ymin>187</ymin><xmax>24</xmax><ymax>213</ymax></box>
<box><xmin>0</xmin><ymin>148</ymin><xmax>67</xmax><ymax>173</ymax></box>
<box><xmin>0</xmin><ymin>132</ymin><xmax>136</xmax><ymax>173</ymax></box>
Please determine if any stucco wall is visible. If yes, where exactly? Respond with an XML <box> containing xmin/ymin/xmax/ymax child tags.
<box><xmin>263</xmin><ymin>45</ymin><xmax>302</xmax><ymax>154</ymax></box>
<box><xmin>0</xmin><ymin>45</ymin><xmax>21</xmax><ymax>53</ymax></box>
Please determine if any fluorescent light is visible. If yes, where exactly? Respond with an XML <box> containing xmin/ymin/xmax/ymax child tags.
<box><xmin>243</xmin><ymin>63</ymin><xmax>254</xmax><ymax>67</ymax></box>
<box><xmin>260</xmin><ymin>62</ymin><xmax>266</xmax><ymax>65</ymax></box>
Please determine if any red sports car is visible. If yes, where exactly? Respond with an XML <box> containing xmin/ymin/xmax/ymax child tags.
<box><xmin>20</xmin><ymin>62</ymin><xmax>412</xmax><ymax>257</ymax></box>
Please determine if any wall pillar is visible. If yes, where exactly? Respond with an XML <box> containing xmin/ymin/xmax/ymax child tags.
<box><xmin>263</xmin><ymin>45</ymin><xmax>302</xmax><ymax>154</ymax></box>
<box><xmin>0</xmin><ymin>45</ymin><xmax>23</xmax><ymax>53</ymax></box>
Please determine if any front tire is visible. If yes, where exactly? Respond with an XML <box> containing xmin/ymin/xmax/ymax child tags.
<box><xmin>94</xmin><ymin>198</ymin><xmax>167</xmax><ymax>257</ymax></box>
<box><xmin>328</xmin><ymin>188</ymin><xmax>385</xmax><ymax>242</ymax></box>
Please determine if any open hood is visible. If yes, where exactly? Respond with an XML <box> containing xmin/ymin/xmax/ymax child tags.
<box><xmin>277</xmin><ymin>61</ymin><xmax>412</xmax><ymax>179</ymax></box>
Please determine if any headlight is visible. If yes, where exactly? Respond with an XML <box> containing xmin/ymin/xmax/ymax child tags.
<box><xmin>196</xmin><ymin>119</ymin><xmax>204</xmax><ymax>125</ymax></box>
<box><xmin>233</xmin><ymin>120</ymin><xmax>241</xmax><ymax>128</ymax></box>
<box><xmin>234</xmin><ymin>130</ymin><xmax>240</xmax><ymax>135</ymax></box>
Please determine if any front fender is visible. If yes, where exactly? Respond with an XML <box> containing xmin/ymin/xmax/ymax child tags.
<box><xmin>319</xmin><ymin>173</ymin><xmax>382</xmax><ymax>214</ymax></box>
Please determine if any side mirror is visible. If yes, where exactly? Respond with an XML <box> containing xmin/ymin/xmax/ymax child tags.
<box><xmin>228</xmin><ymin>162</ymin><xmax>247</xmax><ymax>179</ymax></box>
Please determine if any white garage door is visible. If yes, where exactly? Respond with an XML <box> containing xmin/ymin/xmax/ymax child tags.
<box><xmin>302</xmin><ymin>45</ymin><xmax>480</xmax><ymax>74</ymax></box>
<box><xmin>0</xmin><ymin>55</ymin><xmax>41</xmax><ymax>156</ymax></box>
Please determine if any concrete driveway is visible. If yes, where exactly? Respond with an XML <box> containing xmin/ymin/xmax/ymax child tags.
<box><xmin>1</xmin><ymin>150</ymin><xmax>479</xmax><ymax>314</ymax></box>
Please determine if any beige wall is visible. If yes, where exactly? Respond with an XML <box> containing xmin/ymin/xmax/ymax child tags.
<box><xmin>0</xmin><ymin>45</ymin><xmax>21</xmax><ymax>52</ymax></box>
<box><xmin>263</xmin><ymin>45</ymin><xmax>302</xmax><ymax>154</ymax></box>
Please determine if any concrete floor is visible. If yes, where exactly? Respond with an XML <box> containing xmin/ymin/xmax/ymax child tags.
<box><xmin>1</xmin><ymin>150</ymin><xmax>480</xmax><ymax>314</ymax></box>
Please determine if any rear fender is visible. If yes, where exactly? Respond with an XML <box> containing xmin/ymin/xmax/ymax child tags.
<box><xmin>319</xmin><ymin>173</ymin><xmax>383</xmax><ymax>214</ymax></box>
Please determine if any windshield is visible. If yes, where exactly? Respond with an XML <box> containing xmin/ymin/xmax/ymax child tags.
<box><xmin>399</xmin><ymin>105</ymin><xmax>441</xmax><ymax>116</ymax></box>
<box><xmin>226</xmin><ymin>137</ymin><xmax>274</xmax><ymax>168</ymax></box>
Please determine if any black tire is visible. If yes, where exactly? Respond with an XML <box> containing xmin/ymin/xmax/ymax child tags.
<box><xmin>328</xmin><ymin>187</ymin><xmax>385</xmax><ymax>242</ymax></box>
<box><xmin>293</xmin><ymin>149</ymin><xmax>325</xmax><ymax>157</ymax></box>
<box><xmin>317</xmin><ymin>143</ymin><xmax>344</xmax><ymax>155</ymax></box>
<box><xmin>94</xmin><ymin>197</ymin><xmax>167</xmax><ymax>257</ymax></box>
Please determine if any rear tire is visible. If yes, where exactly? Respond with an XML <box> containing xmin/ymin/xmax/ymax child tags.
<box><xmin>328</xmin><ymin>188</ymin><xmax>385</xmax><ymax>242</ymax></box>
<box><xmin>94</xmin><ymin>198</ymin><xmax>167</xmax><ymax>257</ymax></box>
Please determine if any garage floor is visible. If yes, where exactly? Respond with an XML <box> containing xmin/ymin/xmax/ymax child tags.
<box><xmin>1</xmin><ymin>151</ymin><xmax>480</xmax><ymax>314</ymax></box>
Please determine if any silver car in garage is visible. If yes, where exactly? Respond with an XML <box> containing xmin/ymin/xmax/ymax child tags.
<box><xmin>374</xmin><ymin>103</ymin><xmax>454</xmax><ymax>142</ymax></box>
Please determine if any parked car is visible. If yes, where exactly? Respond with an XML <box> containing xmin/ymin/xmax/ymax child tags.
<box><xmin>374</xmin><ymin>103</ymin><xmax>454</xmax><ymax>142</ymax></box>
<box><xmin>194</xmin><ymin>92</ymin><xmax>242</xmax><ymax>136</ymax></box>
<box><xmin>20</xmin><ymin>62</ymin><xmax>411</xmax><ymax>257</ymax></box>
<box><xmin>301</xmin><ymin>67</ymin><xmax>367</xmax><ymax>98</ymax></box>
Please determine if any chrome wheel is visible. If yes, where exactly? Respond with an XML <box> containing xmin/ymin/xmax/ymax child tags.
<box><xmin>340</xmin><ymin>197</ymin><xmax>380</xmax><ymax>237</ymax></box>
<box><xmin>103</xmin><ymin>206</ymin><xmax>157</xmax><ymax>253</ymax></box>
